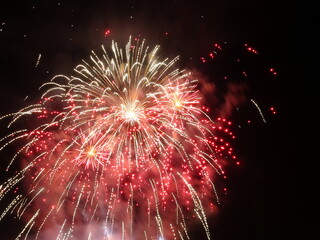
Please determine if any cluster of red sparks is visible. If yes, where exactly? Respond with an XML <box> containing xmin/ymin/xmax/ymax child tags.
<box><xmin>0</xmin><ymin>38</ymin><xmax>241</xmax><ymax>240</ymax></box>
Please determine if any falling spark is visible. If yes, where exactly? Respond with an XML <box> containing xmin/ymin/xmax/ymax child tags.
<box><xmin>35</xmin><ymin>53</ymin><xmax>42</xmax><ymax>68</ymax></box>
<box><xmin>251</xmin><ymin>98</ymin><xmax>267</xmax><ymax>123</ymax></box>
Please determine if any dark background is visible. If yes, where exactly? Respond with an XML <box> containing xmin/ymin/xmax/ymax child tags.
<box><xmin>0</xmin><ymin>0</ymin><xmax>314</xmax><ymax>239</ymax></box>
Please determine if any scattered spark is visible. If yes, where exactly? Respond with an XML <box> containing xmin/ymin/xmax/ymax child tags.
<box><xmin>104</xmin><ymin>29</ymin><xmax>111</xmax><ymax>36</ymax></box>
<box><xmin>270</xmin><ymin>107</ymin><xmax>277</xmax><ymax>115</ymax></box>
<box><xmin>269</xmin><ymin>68</ymin><xmax>277</xmax><ymax>76</ymax></box>
<box><xmin>244</xmin><ymin>43</ymin><xmax>259</xmax><ymax>54</ymax></box>
<box><xmin>35</xmin><ymin>53</ymin><xmax>42</xmax><ymax>68</ymax></box>
<box><xmin>251</xmin><ymin>99</ymin><xmax>267</xmax><ymax>123</ymax></box>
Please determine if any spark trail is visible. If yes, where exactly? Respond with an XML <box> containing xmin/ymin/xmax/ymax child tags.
<box><xmin>0</xmin><ymin>37</ymin><xmax>236</xmax><ymax>239</ymax></box>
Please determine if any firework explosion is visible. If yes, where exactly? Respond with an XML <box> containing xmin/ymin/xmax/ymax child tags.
<box><xmin>0</xmin><ymin>37</ymin><xmax>237</xmax><ymax>240</ymax></box>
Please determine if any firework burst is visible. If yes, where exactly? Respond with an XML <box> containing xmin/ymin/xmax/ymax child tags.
<box><xmin>0</xmin><ymin>37</ymin><xmax>236</xmax><ymax>239</ymax></box>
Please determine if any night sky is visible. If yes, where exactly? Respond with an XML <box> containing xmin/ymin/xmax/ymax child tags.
<box><xmin>0</xmin><ymin>0</ymin><xmax>313</xmax><ymax>239</ymax></box>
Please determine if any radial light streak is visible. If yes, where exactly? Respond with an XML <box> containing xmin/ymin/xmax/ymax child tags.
<box><xmin>0</xmin><ymin>37</ymin><xmax>236</xmax><ymax>239</ymax></box>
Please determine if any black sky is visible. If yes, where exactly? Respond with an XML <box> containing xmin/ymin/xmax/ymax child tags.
<box><xmin>0</xmin><ymin>0</ymin><xmax>314</xmax><ymax>239</ymax></box>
